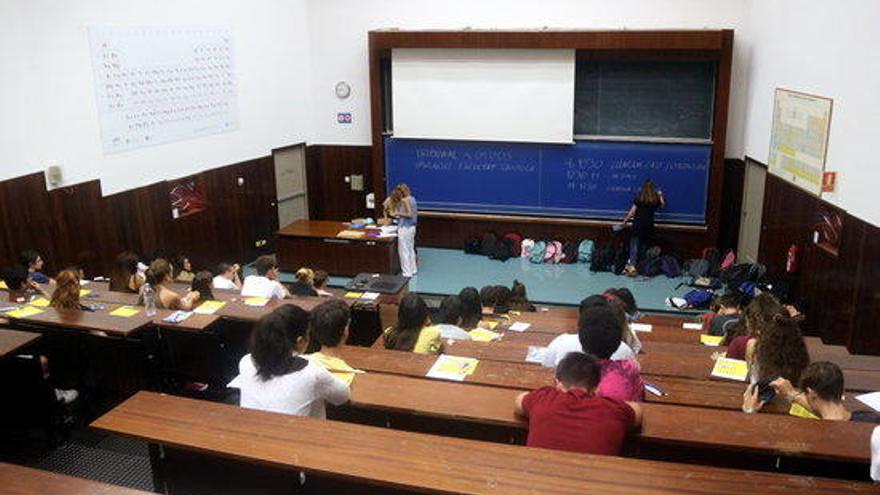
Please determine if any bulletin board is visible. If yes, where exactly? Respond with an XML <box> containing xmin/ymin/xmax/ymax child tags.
<box><xmin>88</xmin><ymin>26</ymin><xmax>238</xmax><ymax>153</ymax></box>
<box><xmin>768</xmin><ymin>88</ymin><xmax>833</xmax><ymax>196</ymax></box>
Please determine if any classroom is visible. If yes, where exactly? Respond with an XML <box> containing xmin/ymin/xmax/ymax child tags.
<box><xmin>2</xmin><ymin>1</ymin><xmax>880</xmax><ymax>493</ymax></box>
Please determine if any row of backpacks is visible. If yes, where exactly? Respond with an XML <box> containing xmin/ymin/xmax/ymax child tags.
<box><xmin>463</xmin><ymin>232</ymin><xmax>595</xmax><ymax>264</ymax></box>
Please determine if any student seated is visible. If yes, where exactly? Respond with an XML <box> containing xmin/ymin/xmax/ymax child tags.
<box><xmin>212</xmin><ymin>262</ymin><xmax>242</xmax><ymax>290</ymax></box>
<box><xmin>509</xmin><ymin>280</ymin><xmax>536</xmax><ymax>312</ymax></box>
<box><xmin>190</xmin><ymin>270</ymin><xmax>215</xmax><ymax>301</ymax></box>
<box><xmin>19</xmin><ymin>249</ymin><xmax>51</xmax><ymax>284</ymax></box>
<box><xmin>745</xmin><ymin>312</ymin><xmax>809</xmax><ymax>385</ymax></box>
<box><xmin>542</xmin><ymin>296</ymin><xmax>635</xmax><ymax>367</ymax></box>
<box><xmin>50</xmin><ymin>269</ymin><xmax>93</xmax><ymax>311</ymax></box>
<box><xmin>602</xmin><ymin>292</ymin><xmax>642</xmax><ymax>354</ymax></box>
<box><xmin>428</xmin><ymin>295</ymin><xmax>471</xmax><ymax>340</ymax></box>
<box><xmin>3</xmin><ymin>265</ymin><xmax>49</xmax><ymax>302</ymax></box>
<box><xmin>725</xmin><ymin>292</ymin><xmax>785</xmax><ymax>360</ymax></box>
<box><xmin>109</xmin><ymin>251</ymin><xmax>143</xmax><ymax>293</ymax></box>
<box><xmin>383</xmin><ymin>293</ymin><xmax>441</xmax><ymax>354</ymax></box>
<box><xmin>140</xmin><ymin>259</ymin><xmax>200</xmax><ymax>310</ymax></box>
<box><xmin>579</xmin><ymin>306</ymin><xmax>645</xmax><ymax>402</ymax></box>
<box><xmin>241</xmin><ymin>255</ymin><xmax>290</xmax><ymax>299</ymax></box>
<box><xmin>306</xmin><ymin>299</ymin><xmax>356</xmax><ymax>374</ymax></box>
<box><xmin>480</xmin><ymin>285</ymin><xmax>512</xmax><ymax>314</ymax></box>
<box><xmin>703</xmin><ymin>293</ymin><xmax>742</xmax><ymax>336</ymax></box>
<box><xmin>235</xmin><ymin>305</ymin><xmax>350</xmax><ymax>418</ymax></box>
<box><xmin>603</xmin><ymin>288</ymin><xmax>640</xmax><ymax>320</ymax></box>
<box><xmin>313</xmin><ymin>269</ymin><xmax>333</xmax><ymax>297</ymax></box>
<box><xmin>744</xmin><ymin>361</ymin><xmax>880</xmax><ymax>422</ymax></box>
<box><xmin>515</xmin><ymin>352</ymin><xmax>642</xmax><ymax>456</ymax></box>
<box><xmin>174</xmin><ymin>254</ymin><xmax>195</xmax><ymax>283</ymax></box>
<box><xmin>457</xmin><ymin>286</ymin><xmax>483</xmax><ymax>330</ymax></box>
<box><xmin>288</xmin><ymin>268</ymin><xmax>319</xmax><ymax>297</ymax></box>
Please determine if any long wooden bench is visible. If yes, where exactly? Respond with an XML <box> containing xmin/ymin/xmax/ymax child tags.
<box><xmin>0</xmin><ymin>462</ymin><xmax>153</xmax><ymax>495</ymax></box>
<box><xmin>93</xmin><ymin>391</ymin><xmax>880</xmax><ymax>494</ymax></box>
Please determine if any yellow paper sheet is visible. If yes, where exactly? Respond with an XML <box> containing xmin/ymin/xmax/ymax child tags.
<box><xmin>109</xmin><ymin>306</ymin><xmax>141</xmax><ymax>318</ymax></box>
<box><xmin>244</xmin><ymin>297</ymin><xmax>270</xmax><ymax>307</ymax></box>
<box><xmin>0</xmin><ymin>280</ymin><xmax>7</xmax><ymax>289</ymax></box>
<box><xmin>28</xmin><ymin>297</ymin><xmax>51</xmax><ymax>308</ymax></box>
<box><xmin>479</xmin><ymin>320</ymin><xmax>500</xmax><ymax>330</ymax></box>
<box><xmin>469</xmin><ymin>328</ymin><xmax>502</xmax><ymax>342</ymax></box>
<box><xmin>194</xmin><ymin>300</ymin><xmax>226</xmax><ymax>314</ymax></box>
<box><xmin>426</xmin><ymin>355</ymin><xmax>480</xmax><ymax>381</ymax></box>
<box><xmin>5</xmin><ymin>306</ymin><xmax>44</xmax><ymax>318</ymax></box>
<box><xmin>79</xmin><ymin>289</ymin><xmax>92</xmax><ymax>297</ymax></box>
<box><xmin>700</xmin><ymin>334</ymin><xmax>724</xmax><ymax>346</ymax></box>
<box><xmin>344</xmin><ymin>292</ymin><xmax>364</xmax><ymax>299</ymax></box>
<box><xmin>710</xmin><ymin>357</ymin><xmax>748</xmax><ymax>381</ymax></box>
<box><xmin>789</xmin><ymin>402</ymin><xmax>820</xmax><ymax>419</ymax></box>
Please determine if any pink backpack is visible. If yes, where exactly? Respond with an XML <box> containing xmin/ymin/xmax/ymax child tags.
<box><xmin>544</xmin><ymin>241</ymin><xmax>564</xmax><ymax>264</ymax></box>
<box><xmin>521</xmin><ymin>239</ymin><xmax>535</xmax><ymax>258</ymax></box>
<box><xmin>720</xmin><ymin>249</ymin><xmax>736</xmax><ymax>270</ymax></box>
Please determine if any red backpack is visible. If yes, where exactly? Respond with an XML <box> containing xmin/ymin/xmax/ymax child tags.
<box><xmin>502</xmin><ymin>233</ymin><xmax>524</xmax><ymax>257</ymax></box>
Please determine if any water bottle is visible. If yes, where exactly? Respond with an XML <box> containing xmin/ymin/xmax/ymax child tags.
<box><xmin>143</xmin><ymin>283</ymin><xmax>157</xmax><ymax>316</ymax></box>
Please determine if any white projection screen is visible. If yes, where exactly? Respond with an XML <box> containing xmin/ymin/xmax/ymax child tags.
<box><xmin>391</xmin><ymin>48</ymin><xmax>575</xmax><ymax>144</ymax></box>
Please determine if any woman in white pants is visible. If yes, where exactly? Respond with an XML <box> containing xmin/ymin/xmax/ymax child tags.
<box><xmin>391</xmin><ymin>184</ymin><xmax>418</xmax><ymax>277</ymax></box>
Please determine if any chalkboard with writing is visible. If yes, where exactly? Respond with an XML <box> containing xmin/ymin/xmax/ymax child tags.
<box><xmin>385</xmin><ymin>137</ymin><xmax>711</xmax><ymax>223</ymax></box>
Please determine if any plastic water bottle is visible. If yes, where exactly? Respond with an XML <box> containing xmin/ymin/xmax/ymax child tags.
<box><xmin>143</xmin><ymin>283</ymin><xmax>157</xmax><ymax>316</ymax></box>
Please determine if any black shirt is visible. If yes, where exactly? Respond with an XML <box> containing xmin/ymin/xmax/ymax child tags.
<box><xmin>288</xmin><ymin>281</ymin><xmax>318</xmax><ymax>297</ymax></box>
<box><xmin>632</xmin><ymin>201</ymin><xmax>660</xmax><ymax>240</ymax></box>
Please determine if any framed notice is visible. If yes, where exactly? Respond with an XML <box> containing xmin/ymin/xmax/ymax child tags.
<box><xmin>768</xmin><ymin>88</ymin><xmax>833</xmax><ymax>196</ymax></box>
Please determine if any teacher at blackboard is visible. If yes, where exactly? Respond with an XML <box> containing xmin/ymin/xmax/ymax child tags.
<box><xmin>620</xmin><ymin>180</ymin><xmax>665</xmax><ymax>276</ymax></box>
<box><xmin>390</xmin><ymin>183</ymin><xmax>418</xmax><ymax>277</ymax></box>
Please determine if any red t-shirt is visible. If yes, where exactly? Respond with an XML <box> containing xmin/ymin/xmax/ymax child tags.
<box><xmin>726</xmin><ymin>335</ymin><xmax>754</xmax><ymax>360</ymax></box>
<box><xmin>521</xmin><ymin>386</ymin><xmax>636</xmax><ymax>456</ymax></box>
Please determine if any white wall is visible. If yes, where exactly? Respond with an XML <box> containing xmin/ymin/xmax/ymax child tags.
<box><xmin>306</xmin><ymin>0</ymin><xmax>750</xmax><ymax>156</ymax></box>
<box><xmin>741</xmin><ymin>0</ymin><xmax>880</xmax><ymax>226</ymax></box>
<box><xmin>0</xmin><ymin>0</ymin><xmax>312</xmax><ymax>194</ymax></box>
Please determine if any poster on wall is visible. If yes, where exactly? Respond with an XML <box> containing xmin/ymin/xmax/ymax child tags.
<box><xmin>768</xmin><ymin>88</ymin><xmax>833</xmax><ymax>196</ymax></box>
<box><xmin>89</xmin><ymin>26</ymin><xmax>238</xmax><ymax>154</ymax></box>
<box><xmin>812</xmin><ymin>204</ymin><xmax>843</xmax><ymax>256</ymax></box>
<box><xmin>169</xmin><ymin>177</ymin><xmax>208</xmax><ymax>219</ymax></box>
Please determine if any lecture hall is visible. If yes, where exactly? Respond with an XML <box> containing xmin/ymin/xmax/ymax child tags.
<box><xmin>2</xmin><ymin>1</ymin><xmax>880</xmax><ymax>493</ymax></box>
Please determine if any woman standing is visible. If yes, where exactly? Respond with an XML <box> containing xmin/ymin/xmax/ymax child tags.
<box><xmin>620</xmin><ymin>180</ymin><xmax>664</xmax><ymax>276</ymax></box>
<box><xmin>391</xmin><ymin>184</ymin><xmax>418</xmax><ymax>278</ymax></box>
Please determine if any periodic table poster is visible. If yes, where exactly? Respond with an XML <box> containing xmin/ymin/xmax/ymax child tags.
<box><xmin>88</xmin><ymin>26</ymin><xmax>238</xmax><ymax>153</ymax></box>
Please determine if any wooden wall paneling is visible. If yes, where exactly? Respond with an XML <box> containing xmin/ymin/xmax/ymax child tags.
<box><xmin>306</xmin><ymin>145</ymin><xmax>372</xmax><ymax>222</ymax></box>
<box><xmin>718</xmin><ymin>159</ymin><xmax>745</xmax><ymax>252</ymax></box>
<box><xmin>849</xmin><ymin>222</ymin><xmax>880</xmax><ymax>354</ymax></box>
<box><xmin>166</xmin><ymin>173</ymin><xmax>223</xmax><ymax>272</ymax></box>
<box><xmin>234</xmin><ymin>156</ymin><xmax>279</xmax><ymax>262</ymax></box>
<box><xmin>48</xmin><ymin>180</ymin><xmax>119</xmax><ymax>277</ymax></box>
<box><xmin>757</xmin><ymin>174</ymin><xmax>817</xmax><ymax>281</ymax></box>
<box><xmin>0</xmin><ymin>173</ymin><xmax>57</xmax><ymax>273</ymax></box>
<box><xmin>104</xmin><ymin>181</ymin><xmax>171</xmax><ymax>262</ymax></box>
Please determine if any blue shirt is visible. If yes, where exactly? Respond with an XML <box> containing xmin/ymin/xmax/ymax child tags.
<box><xmin>397</xmin><ymin>197</ymin><xmax>418</xmax><ymax>227</ymax></box>
<box><xmin>30</xmin><ymin>271</ymin><xmax>50</xmax><ymax>284</ymax></box>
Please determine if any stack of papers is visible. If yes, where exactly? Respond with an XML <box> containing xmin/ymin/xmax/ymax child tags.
<box><xmin>525</xmin><ymin>346</ymin><xmax>549</xmax><ymax>364</ymax></box>
<box><xmin>109</xmin><ymin>306</ymin><xmax>141</xmax><ymax>317</ymax></box>
<box><xmin>507</xmin><ymin>322</ymin><xmax>531</xmax><ymax>332</ymax></box>
<box><xmin>682</xmin><ymin>322</ymin><xmax>703</xmax><ymax>330</ymax></box>
<box><xmin>426</xmin><ymin>355</ymin><xmax>479</xmax><ymax>381</ymax></box>
<box><xmin>28</xmin><ymin>298</ymin><xmax>51</xmax><ymax>308</ymax></box>
<box><xmin>163</xmin><ymin>311</ymin><xmax>193</xmax><ymax>324</ymax></box>
<box><xmin>700</xmin><ymin>334</ymin><xmax>724</xmax><ymax>346</ymax></box>
<box><xmin>630</xmin><ymin>323</ymin><xmax>653</xmax><ymax>333</ymax></box>
<box><xmin>856</xmin><ymin>391</ymin><xmax>880</xmax><ymax>412</ymax></box>
<box><xmin>0</xmin><ymin>281</ymin><xmax>7</xmax><ymax>289</ymax></box>
<box><xmin>244</xmin><ymin>297</ymin><xmax>269</xmax><ymax>307</ymax></box>
<box><xmin>344</xmin><ymin>292</ymin><xmax>364</xmax><ymax>299</ymax></box>
<box><xmin>361</xmin><ymin>292</ymin><xmax>380</xmax><ymax>301</ymax></box>
<box><xmin>337</xmin><ymin>230</ymin><xmax>365</xmax><ymax>239</ymax></box>
<box><xmin>710</xmin><ymin>357</ymin><xmax>748</xmax><ymax>381</ymax></box>
<box><xmin>194</xmin><ymin>300</ymin><xmax>226</xmax><ymax>314</ymax></box>
<box><xmin>79</xmin><ymin>289</ymin><xmax>92</xmax><ymax>297</ymax></box>
<box><xmin>468</xmin><ymin>328</ymin><xmax>502</xmax><ymax>342</ymax></box>
<box><xmin>5</xmin><ymin>306</ymin><xmax>43</xmax><ymax>318</ymax></box>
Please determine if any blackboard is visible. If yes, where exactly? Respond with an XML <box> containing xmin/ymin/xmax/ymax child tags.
<box><xmin>574</xmin><ymin>60</ymin><xmax>716</xmax><ymax>139</ymax></box>
<box><xmin>385</xmin><ymin>137</ymin><xmax>711</xmax><ymax>224</ymax></box>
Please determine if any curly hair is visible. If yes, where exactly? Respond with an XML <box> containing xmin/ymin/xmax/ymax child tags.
<box><xmin>754</xmin><ymin>314</ymin><xmax>810</xmax><ymax>383</ymax></box>
<box><xmin>743</xmin><ymin>293</ymin><xmax>784</xmax><ymax>337</ymax></box>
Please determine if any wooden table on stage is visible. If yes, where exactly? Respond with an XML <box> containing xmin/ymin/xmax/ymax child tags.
<box><xmin>276</xmin><ymin>220</ymin><xmax>400</xmax><ymax>276</ymax></box>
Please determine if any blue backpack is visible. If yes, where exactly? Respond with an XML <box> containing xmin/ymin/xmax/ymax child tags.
<box><xmin>659</xmin><ymin>256</ymin><xmax>682</xmax><ymax>278</ymax></box>
<box><xmin>529</xmin><ymin>241</ymin><xmax>547</xmax><ymax>264</ymax></box>
<box><xmin>683</xmin><ymin>289</ymin><xmax>714</xmax><ymax>309</ymax></box>
<box><xmin>577</xmin><ymin>240</ymin><xmax>594</xmax><ymax>263</ymax></box>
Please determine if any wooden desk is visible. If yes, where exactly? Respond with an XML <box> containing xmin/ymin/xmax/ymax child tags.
<box><xmin>4</xmin><ymin>306</ymin><xmax>153</xmax><ymax>337</ymax></box>
<box><xmin>277</xmin><ymin>220</ymin><xmax>400</xmax><ymax>276</ymax></box>
<box><xmin>0</xmin><ymin>462</ymin><xmax>153</xmax><ymax>495</ymax></box>
<box><xmin>344</xmin><ymin>371</ymin><xmax>876</xmax><ymax>463</ymax></box>
<box><xmin>93</xmin><ymin>392</ymin><xmax>878</xmax><ymax>494</ymax></box>
<box><xmin>0</xmin><ymin>328</ymin><xmax>41</xmax><ymax>357</ymax></box>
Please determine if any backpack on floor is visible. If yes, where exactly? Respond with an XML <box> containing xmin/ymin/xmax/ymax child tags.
<box><xmin>481</xmin><ymin>233</ymin><xmax>498</xmax><ymax>257</ymax></box>
<box><xmin>612</xmin><ymin>245</ymin><xmax>629</xmax><ymax>274</ymax></box>
<box><xmin>548</xmin><ymin>241</ymin><xmax>564</xmax><ymax>264</ymax></box>
<box><xmin>686</xmin><ymin>258</ymin><xmax>710</xmax><ymax>279</ymax></box>
<box><xmin>720</xmin><ymin>249</ymin><xmax>736</xmax><ymax>271</ymax></box>
<box><xmin>520</xmin><ymin>238</ymin><xmax>535</xmax><ymax>258</ymax></box>
<box><xmin>637</xmin><ymin>246</ymin><xmax>662</xmax><ymax>275</ymax></box>
<box><xmin>720</xmin><ymin>263</ymin><xmax>766</xmax><ymax>291</ymax></box>
<box><xmin>463</xmin><ymin>235</ymin><xmax>482</xmax><ymax>255</ymax></box>
<box><xmin>562</xmin><ymin>241</ymin><xmax>580</xmax><ymax>264</ymax></box>
<box><xmin>529</xmin><ymin>241</ymin><xmax>547</xmax><ymax>264</ymax></box>
<box><xmin>502</xmin><ymin>233</ymin><xmax>524</xmax><ymax>257</ymax></box>
<box><xmin>659</xmin><ymin>255</ymin><xmax>682</xmax><ymax>278</ymax></box>
<box><xmin>640</xmin><ymin>257</ymin><xmax>664</xmax><ymax>277</ymax></box>
<box><xmin>489</xmin><ymin>239</ymin><xmax>514</xmax><ymax>262</ymax></box>
<box><xmin>590</xmin><ymin>243</ymin><xmax>615</xmax><ymax>272</ymax></box>
<box><xmin>577</xmin><ymin>239</ymin><xmax>594</xmax><ymax>263</ymax></box>
<box><xmin>683</xmin><ymin>289</ymin><xmax>715</xmax><ymax>309</ymax></box>
<box><xmin>702</xmin><ymin>247</ymin><xmax>722</xmax><ymax>277</ymax></box>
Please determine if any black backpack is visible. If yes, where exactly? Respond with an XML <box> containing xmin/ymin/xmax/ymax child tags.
<box><xmin>561</xmin><ymin>241</ymin><xmax>579</xmax><ymax>264</ymax></box>
<box><xmin>703</xmin><ymin>248</ymin><xmax>722</xmax><ymax>277</ymax></box>
<box><xmin>612</xmin><ymin>245</ymin><xmax>629</xmax><ymax>275</ymax></box>
<box><xmin>464</xmin><ymin>236</ymin><xmax>482</xmax><ymax>255</ymax></box>
<box><xmin>590</xmin><ymin>243</ymin><xmax>615</xmax><ymax>272</ymax></box>
<box><xmin>720</xmin><ymin>263</ymin><xmax>766</xmax><ymax>291</ymax></box>
<box><xmin>480</xmin><ymin>232</ymin><xmax>498</xmax><ymax>257</ymax></box>
<box><xmin>489</xmin><ymin>238</ymin><xmax>514</xmax><ymax>262</ymax></box>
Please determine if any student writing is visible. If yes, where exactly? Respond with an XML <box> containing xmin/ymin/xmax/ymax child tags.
<box><xmin>383</xmin><ymin>293</ymin><xmax>441</xmax><ymax>354</ymax></box>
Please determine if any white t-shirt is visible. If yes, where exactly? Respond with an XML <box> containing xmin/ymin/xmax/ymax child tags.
<box><xmin>541</xmin><ymin>333</ymin><xmax>635</xmax><ymax>368</ymax></box>
<box><xmin>241</xmin><ymin>275</ymin><xmax>288</xmax><ymax>299</ymax></box>
<box><xmin>235</xmin><ymin>354</ymin><xmax>350</xmax><ymax>418</ymax></box>
<box><xmin>212</xmin><ymin>275</ymin><xmax>238</xmax><ymax>290</ymax></box>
